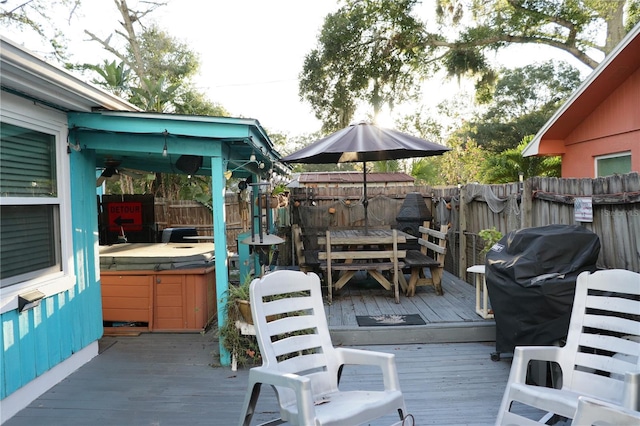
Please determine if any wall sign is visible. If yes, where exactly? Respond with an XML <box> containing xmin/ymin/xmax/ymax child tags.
<box><xmin>108</xmin><ymin>201</ymin><xmax>143</xmax><ymax>232</ymax></box>
<box><xmin>574</xmin><ymin>197</ymin><xmax>593</xmax><ymax>222</ymax></box>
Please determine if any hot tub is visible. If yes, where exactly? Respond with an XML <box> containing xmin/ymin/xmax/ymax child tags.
<box><xmin>99</xmin><ymin>243</ymin><xmax>216</xmax><ymax>333</ymax></box>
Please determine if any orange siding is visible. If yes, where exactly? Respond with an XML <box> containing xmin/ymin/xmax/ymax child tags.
<box><xmin>561</xmin><ymin>69</ymin><xmax>640</xmax><ymax>177</ymax></box>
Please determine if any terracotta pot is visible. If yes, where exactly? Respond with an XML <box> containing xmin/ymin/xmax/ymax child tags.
<box><xmin>236</xmin><ymin>299</ymin><xmax>276</xmax><ymax>324</ymax></box>
<box><xmin>328</xmin><ymin>207</ymin><xmax>336</xmax><ymax>214</ymax></box>
<box><xmin>237</xmin><ymin>300</ymin><xmax>253</xmax><ymax>324</ymax></box>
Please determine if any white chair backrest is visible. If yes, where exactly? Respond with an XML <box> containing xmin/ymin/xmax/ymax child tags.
<box><xmin>562</xmin><ymin>269</ymin><xmax>640</xmax><ymax>403</ymax></box>
<box><xmin>250</xmin><ymin>271</ymin><xmax>338</xmax><ymax>407</ymax></box>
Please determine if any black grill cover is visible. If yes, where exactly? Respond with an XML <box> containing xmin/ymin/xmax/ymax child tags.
<box><xmin>485</xmin><ymin>224</ymin><xmax>600</xmax><ymax>353</ymax></box>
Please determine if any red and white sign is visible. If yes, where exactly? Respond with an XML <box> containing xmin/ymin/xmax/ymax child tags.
<box><xmin>108</xmin><ymin>202</ymin><xmax>143</xmax><ymax>232</ymax></box>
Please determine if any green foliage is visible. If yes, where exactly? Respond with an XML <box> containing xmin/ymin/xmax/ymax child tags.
<box><xmin>410</xmin><ymin>157</ymin><xmax>445</xmax><ymax>185</ymax></box>
<box><xmin>439</xmin><ymin>132</ymin><xmax>486</xmax><ymax>185</ymax></box>
<box><xmin>480</xmin><ymin>137</ymin><xmax>561</xmax><ymax>183</ymax></box>
<box><xmin>299</xmin><ymin>0</ymin><xmax>426</xmax><ymax>132</ymax></box>
<box><xmin>217</xmin><ymin>276</ymin><xmax>262</xmax><ymax>368</ymax></box>
<box><xmin>469</xmin><ymin>61</ymin><xmax>582</xmax><ymax>153</ymax></box>
<box><xmin>478</xmin><ymin>227</ymin><xmax>503</xmax><ymax>256</ymax></box>
<box><xmin>299</xmin><ymin>0</ymin><xmax>636</xmax><ymax>134</ymax></box>
<box><xmin>0</xmin><ymin>0</ymin><xmax>81</xmax><ymax>61</ymax></box>
<box><xmin>628</xmin><ymin>1</ymin><xmax>640</xmax><ymax>30</ymax></box>
<box><xmin>81</xmin><ymin>60</ymin><xmax>131</xmax><ymax>97</ymax></box>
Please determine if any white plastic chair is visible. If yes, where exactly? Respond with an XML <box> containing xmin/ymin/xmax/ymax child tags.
<box><xmin>497</xmin><ymin>269</ymin><xmax>640</xmax><ymax>425</ymax></box>
<box><xmin>238</xmin><ymin>270</ymin><xmax>406</xmax><ymax>426</ymax></box>
<box><xmin>572</xmin><ymin>396</ymin><xmax>640</xmax><ymax>425</ymax></box>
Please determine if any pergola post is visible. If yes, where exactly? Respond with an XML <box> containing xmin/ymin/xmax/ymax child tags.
<box><xmin>211</xmin><ymin>156</ymin><xmax>231</xmax><ymax>365</ymax></box>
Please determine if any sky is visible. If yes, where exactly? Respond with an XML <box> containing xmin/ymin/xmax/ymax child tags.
<box><xmin>2</xmin><ymin>0</ymin><xmax>594</xmax><ymax>137</ymax></box>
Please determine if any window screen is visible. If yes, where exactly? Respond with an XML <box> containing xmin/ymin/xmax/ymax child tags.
<box><xmin>0</xmin><ymin>122</ymin><xmax>61</xmax><ymax>286</ymax></box>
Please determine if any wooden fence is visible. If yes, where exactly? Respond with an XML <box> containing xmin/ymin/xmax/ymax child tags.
<box><xmin>155</xmin><ymin>193</ymin><xmax>245</xmax><ymax>253</ymax></box>
<box><xmin>149</xmin><ymin>172</ymin><xmax>639</xmax><ymax>284</ymax></box>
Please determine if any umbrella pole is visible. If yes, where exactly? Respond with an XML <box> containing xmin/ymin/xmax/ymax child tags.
<box><xmin>363</xmin><ymin>160</ymin><xmax>368</xmax><ymax>234</ymax></box>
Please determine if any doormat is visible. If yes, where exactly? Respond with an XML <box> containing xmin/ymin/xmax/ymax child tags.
<box><xmin>356</xmin><ymin>314</ymin><xmax>426</xmax><ymax>327</ymax></box>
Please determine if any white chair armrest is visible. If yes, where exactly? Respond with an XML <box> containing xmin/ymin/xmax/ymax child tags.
<box><xmin>335</xmin><ymin>347</ymin><xmax>401</xmax><ymax>391</ymax></box>
<box><xmin>509</xmin><ymin>346</ymin><xmax>565</xmax><ymax>384</ymax></box>
<box><xmin>249</xmin><ymin>366</ymin><xmax>318</xmax><ymax>423</ymax></box>
<box><xmin>622</xmin><ymin>371</ymin><xmax>640</xmax><ymax>410</ymax></box>
<box><xmin>573</xmin><ymin>396</ymin><xmax>640</xmax><ymax>425</ymax></box>
<box><xmin>249</xmin><ymin>366</ymin><xmax>311</xmax><ymax>390</ymax></box>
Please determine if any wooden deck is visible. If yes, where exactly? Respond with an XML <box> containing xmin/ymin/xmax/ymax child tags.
<box><xmin>5</xmin><ymin>333</ymin><xmax>538</xmax><ymax>426</ymax></box>
<box><xmin>325</xmin><ymin>270</ymin><xmax>496</xmax><ymax>346</ymax></box>
<box><xmin>4</xmin><ymin>270</ymin><xmax>526</xmax><ymax>426</ymax></box>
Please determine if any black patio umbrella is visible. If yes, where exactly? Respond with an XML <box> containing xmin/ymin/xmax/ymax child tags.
<box><xmin>280</xmin><ymin>121</ymin><xmax>450</xmax><ymax>232</ymax></box>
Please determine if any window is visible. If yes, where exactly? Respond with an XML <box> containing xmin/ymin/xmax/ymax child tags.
<box><xmin>595</xmin><ymin>152</ymin><xmax>632</xmax><ymax>177</ymax></box>
<box><xmin>0</xmin><ymin>123</ymin><xmax>62</xmax><ymax>286</ymax></box>
<box><xmin>0</xmin><ymin>94</ymin><xmax>74</xmax><ymax>313</ymax></box>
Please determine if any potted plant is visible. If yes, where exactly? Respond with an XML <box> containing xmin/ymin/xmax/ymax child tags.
<box><xmin>217</xmin><ymin>275</ymin><xmax>262</xmax><ymax>367</ymax></box>
<box><xmin>478</xmin><ymin>227</ymin><xmax>503</xmax><ymax>257</ymax></box>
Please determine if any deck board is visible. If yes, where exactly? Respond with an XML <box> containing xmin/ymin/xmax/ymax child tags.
<box><xmin>5</xmin><ymin>334</ymin><xmax>543</xmax><ymax>426</ymax></box>
<box><xmin>4</xmin><ymin>270</ymin><xmax>520</xmax><ymax>425</ymax></box>
<box><xmin>324</xmin><ymin>270</ymin><xmax>496</xmax><ymax>345</ymax></box>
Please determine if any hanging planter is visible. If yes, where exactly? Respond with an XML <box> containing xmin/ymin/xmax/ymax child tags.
<box><xmin>237</xmin><ymin>299</ymin><xmax>253</xmax><ymax>324</ymax></box>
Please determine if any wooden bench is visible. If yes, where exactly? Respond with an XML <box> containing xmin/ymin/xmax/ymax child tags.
<box><xmin>400</xmin><ymin>221</ymin><xmax>448</xmax><ymax>297</ymax></box>
<box><xmin>318</xmin><ymin>229</ymin><xmax>406</xmax><ymax>303</ymax></box>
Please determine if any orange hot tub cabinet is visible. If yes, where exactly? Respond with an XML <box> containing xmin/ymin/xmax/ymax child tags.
<box><xmin>100</xmin><ymin>243</ymin><xmax>216</xmax><ymax>333</ymax></box>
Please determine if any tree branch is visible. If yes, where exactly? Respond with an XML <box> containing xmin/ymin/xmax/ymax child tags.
<box><xmin>425</xmin><ymin>33</ymin><xmax>599</xmax><ymax>69</ymax></box>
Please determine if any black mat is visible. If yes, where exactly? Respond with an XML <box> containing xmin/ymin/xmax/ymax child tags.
<box><xmin>356</xmin><ymin>314</ymin><xmax>426</xmax><ymax>327</ymax></box>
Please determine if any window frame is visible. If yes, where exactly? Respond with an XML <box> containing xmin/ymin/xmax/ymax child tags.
<box><xmin>0</xmin><ymin>94</ymin><xmax>75</xmax><ymax>314</ymax></box>
<box><xmin>594</xmin><ymin>151</ymin><xmax>632</xmax><ymax>177</ymax></box>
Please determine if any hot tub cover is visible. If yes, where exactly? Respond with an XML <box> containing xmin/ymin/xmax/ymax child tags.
<box><xmin>100</xmin><ymin>243</ymin><xmax>215</xmax><ymax>271</ymax></box>
<box><xmin>485</xmin><ymin>224</ymin><xmax>600</xmax><ymax>353</ymax></box>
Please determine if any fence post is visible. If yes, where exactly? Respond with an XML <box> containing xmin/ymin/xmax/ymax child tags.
<box><xmin>458</xmin><ymin>186</ymin><xmax>468</xmax><ymax>279</ymax></box>
<box><xmin>521</xmin><ymin>178</ymin><xmax>533</xmax><ymax>228</ymax></box>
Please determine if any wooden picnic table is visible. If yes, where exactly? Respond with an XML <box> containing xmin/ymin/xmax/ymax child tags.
<box><xmin>317</xmin><ymin>228</ymin><xmax>416</xmax><ymax>303</ymax></box>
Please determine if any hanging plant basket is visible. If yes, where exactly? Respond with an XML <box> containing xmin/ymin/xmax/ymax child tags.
<box><xmin>237</xmin><ymin>299</ymin><xmax>253</xmax><ymax>324</ymax></box>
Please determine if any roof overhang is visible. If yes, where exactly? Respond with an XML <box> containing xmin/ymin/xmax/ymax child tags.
<box><xmin>69</xmin><ymin>111</ymin><xmax>289</xmax><ymax>178</ymax></box>
<box><xmin>1</xmin><ymin>36</ymin><xmax>139</xmax><ymax>112</ymax></box>
<box><xmin>522</xmin><ymin>23</ymin><xmax>640</xmax><ymax>157</ymax></box>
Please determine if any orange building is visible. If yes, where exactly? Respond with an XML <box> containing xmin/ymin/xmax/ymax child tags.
<box><xmin>523</xmin><ymin>23</ymin><xmax>640</xmax><ymax>178</ymax></box>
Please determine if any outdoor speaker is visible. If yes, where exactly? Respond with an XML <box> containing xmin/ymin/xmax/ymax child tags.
<box><xmin>175</xmin><ymin>155</ymin><xmax>203</xmax><ymax>174</ymax></box>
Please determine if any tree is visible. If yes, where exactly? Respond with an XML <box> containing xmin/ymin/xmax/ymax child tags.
<box><xmin>300</xmin><ymin>0</ymin><xmax>638</xmax><ymax>131</ymax></box>
<box><xmin>82</xmin><ymin>0</ymin><xmax>228</xmax><ymax>198</ymax></box>
<box><xmin>468</xmin><ymin>60</ymin><xmax>582</xmax><ymax>152</ymax></box>
<box><xmin>435</xmin><ymin>0</ymin><xmax>638</xmax><ymax>71</ymax></box>
<box><xmin>480</xmin><ymin>137</ymin><xmax>561</xmax><ymax>183</ymax></box>
<box><xmin>411</xmin><ymin>157</ymin><xmax>445</xmax><ymax>185</ymax></box>
<box><xmin>439</xmin><ymin>132</ymin><xmax>487</xmax><ymax>185</ymax></box>
<box><xmin>83</xmin><ymin>60</ymin><xmax>131</xmax><ymax>97</ymax></box>
<box><xmin>299</xmin><ymin>0</ymin><xmax>426</xmax><ymax>133</ymax></box>
<box><xmin>0</xmin><ymin>0</ymin><xmax>81</xmax><ymax>60</ymax></box>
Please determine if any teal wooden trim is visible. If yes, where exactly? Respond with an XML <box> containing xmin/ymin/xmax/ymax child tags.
<box><xmin>68</xmin><ymin>112</ymin><xmax>265</xmax><ymax>141</ymax></box>
<box><xmin>74</xmin><ymin>132</ymin><xmax>225</xmax><ymax>157</ymax></box>
<box><xmin>211</xmin><ymin>156</ymin><xmax>231</xmax><ymax>366</ymax></box>
<box><xmin>0</xmin><ymin>312</ymin><xmax>3</xmax><ymax>399</ymax></box>
<box><xmin>237</xmin><ymin>231</ymin><xmax>252</xmax><ymax>284</ymax></box>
